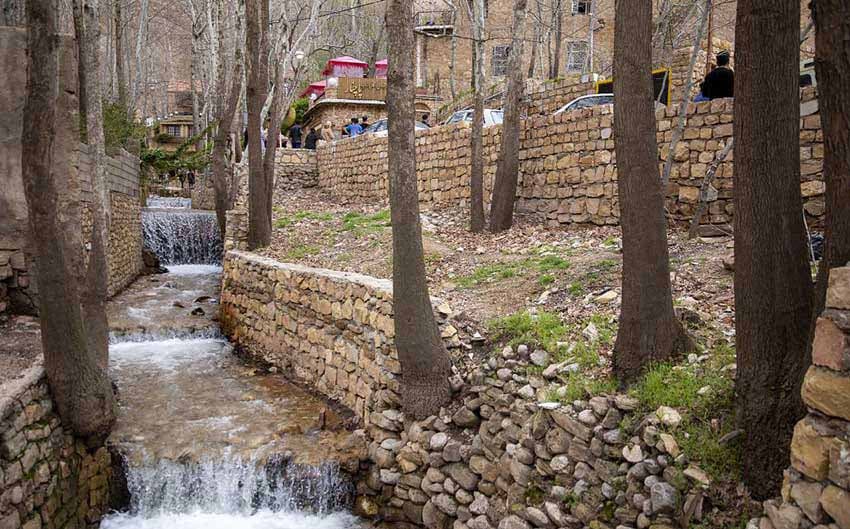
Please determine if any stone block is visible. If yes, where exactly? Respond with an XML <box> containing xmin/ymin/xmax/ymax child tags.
<box><xmin>790</xmin><ymin>417</ymin><xmax>833</xmax><ymax>480</ymax></box>
<box><xmin>801</xmin><ymin>366</ymin><xmax>850</xmax><ymax>420</ymax></box>
<box><xmin>820</xmin><ymin>485</ymin><xmax>850</xmax><ymax>529</ymax></box>
<box><xmin>812</xmin><ymin>317</ymin><xmax>850</xmax><ymax>371</ymax></box>
<box><xmin>827</xmin><ymin>268</ymin><xmax>850</xmax><ymax>310</ymax></box>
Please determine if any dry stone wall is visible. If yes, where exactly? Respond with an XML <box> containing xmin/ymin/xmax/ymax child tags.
<box><xmin>0</xmin><ymin>366</ymin><xmax>112</xmax><ymax>529</ymax></box>
<box><xmin>220</xmin><ymin>249</ymin><xmax>463</xmax><ymax>423</ymax></box>
<box><xmin>751</xmin><ymin>265</ymin><xmax>850</xmax><ymax>529</ymax></box>
<box><xmin>275</xmin><ymin>149</ymin><xmax>318</xmax><ymax>191</ymax></box>
<box><xmin>316</xmin><ymin>87</ymin><xmax>824</xmax><ymax>230</ymax></box>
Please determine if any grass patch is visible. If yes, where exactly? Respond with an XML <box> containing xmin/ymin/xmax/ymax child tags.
<box><xmin>627</xmin><ymin>340</ymin><xmax>739</xmax><ymax>481</ymax></box>
<box><xmin>286</xmin><ymin>244</ymin><xmax>319</xmax><ymax>260</ymax></box>
<box><xmin>294</xmin><ymin>211</ymin><xmax>334</xmax><ymax>221</ymax></box>
<box><xmin>342</xmin><ymin>210</ymin><xmax>391</xmax><ymax>236</ymax></box>
<box><xmin>568</xmin><ymin>281</ymin><xmax>585</xmax><ymax>296</ymax></box>
<box><xmin>488</xmin><ymin>311</ymin><xmax>568</xmax><ymax>351</ymax></box>
<box><xmin>457</xmin><ymin>253</ymin><xmax>571</xmax><ymax>289</ymax></box>
<box><xmin>545</xmin><ymin>373</ymin><xmax>618</xmax><ymax>403</ymax></box>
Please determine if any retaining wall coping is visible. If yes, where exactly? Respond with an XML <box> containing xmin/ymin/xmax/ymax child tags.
<box><xmin>0</xmin><ymin>361</ymin><xmax>45</xmax><ymax>421</ymax></box>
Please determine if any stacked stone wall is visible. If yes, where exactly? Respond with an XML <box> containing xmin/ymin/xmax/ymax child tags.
<box><xmin>275</xmin><ymin>149</ymin><xmax>318</xmax><ymax>191</ymax></box>
<box><xmin>752</xmin><ymin>266</ymin><xmax>850</xmax><ymax>529</ymax></box>
<box><xmin>0</xmin><ymin>366</ymin><xmax>112</xmax><ymax>529</ymax></box>
<box><xmin>317</xmin><ymin>87</ymin><xmax>824</xmax><ymax>229</ymax></box>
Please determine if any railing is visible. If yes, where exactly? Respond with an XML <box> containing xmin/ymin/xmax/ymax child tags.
<box><xmin>414</xmin><ymin>10</ymin><xmax>454</xmax><ymax>28</ymax></box>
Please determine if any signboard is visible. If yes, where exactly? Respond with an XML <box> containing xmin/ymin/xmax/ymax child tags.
<box><xmin>595</xmin><ymin>68</ymin><xmax>672</xmax><ymax>105</ymax></box>
<box><xmin>338</xmin><ymin>77</ymin><xmax>387</xmax><ymax>101</ymax></box>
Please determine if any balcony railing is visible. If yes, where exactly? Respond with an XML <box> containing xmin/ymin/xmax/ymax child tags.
<box><xmin>414</xmin><ymin>10</ymin><xmax>454</xmax><ymax>28</ymax></box>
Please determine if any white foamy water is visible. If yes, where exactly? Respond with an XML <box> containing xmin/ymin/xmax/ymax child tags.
<box><xmin>165</xmin><ymin>264</ymin><xmax>223</xmax><ymax>276</ymax></box>
<box><xmin>101</xmin><ymin>510</ymin><xmax>361</xmax><ymax>529</ymax></box>
<box><xmin>109</xmin><ymin>338</ymin><xmax>226</xmax><ymax>371</ymax></box>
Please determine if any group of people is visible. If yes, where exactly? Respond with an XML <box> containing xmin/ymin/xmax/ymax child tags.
<box><xmin>283</xmin><ymin>115</ymin><xmax>374</xmax><ymax>149</ymax></box>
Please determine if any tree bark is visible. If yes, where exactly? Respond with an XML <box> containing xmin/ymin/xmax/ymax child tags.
<box><xmin>811</xmin><ymin>0</ymin><xmax>850</xmax><ymax>316</ymax></box>
<box><xmin>550</xmin><ymin>0</ymin><xmax>561</xmax><ymax>79</ymax></box>
<box><xmin>469</xmin><ymin>0</ymin><xmax>485</xmax><ymax>232</ymax></box>
<box><xmin>71</xmin><ymin>0</ymin><xmax>88</xmax><ymax>142</ymax></box>
<box><xmin>246</xmin><ymin>0</ymin><xmax>271</xmax><ymax>249</ymax></box>
<box><xmin>23</xmin><ymin>0</ymin><xmax>115</xmax><ymax>441</ymax></box>
<box><xmin>611</xmin><ymin>0</ymin><xmax>692</xmax><ymax>383</ymax></box>
<box><xmin>386</xmin><ymin>0</ymin><xmax>452</xmax><ymax>419</ymax></box>
<box><xmin>212</xmin><ymin>0</ymin><xmax>244</xmax><ymax>239</ymax></box>
<box><xmin>114</xmin><ymin>0</ymin><xmax>126</xmax><ymax>110</ymax></box>
<box><xmin>488</xmin><ymin>0</ymin><xmax>527</xmax><ymax>232</ymax></box>
<box><xmin>76</xmin><ymin>0</ymin><xmax>113</xmax><ymax>373</ymax></box>
<box><xmin>733</xmin><ymin>0</ymin><xmax>812</xmax><ymax>499</ymax></box>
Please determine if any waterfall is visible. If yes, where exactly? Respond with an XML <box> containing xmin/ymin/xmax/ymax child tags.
<box><xmin>147</xmin><ymin>195</ymin><xmax>193</xmax><ymax>209</ymax></box>
<box><xmin>119</xmin><ymin>455</ymin><xmax>354</xmax><ymax>518</ymax></box>
<box><xmin>142</xmin><ymin>208</ymin><xmax>222</xmax><ymax>265</ymax></box>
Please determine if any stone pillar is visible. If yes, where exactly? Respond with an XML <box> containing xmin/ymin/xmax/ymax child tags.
<box><xmin>754</xmin><ymin>266</ymin><xmax>850</xmax><ymax>529</ymax></box>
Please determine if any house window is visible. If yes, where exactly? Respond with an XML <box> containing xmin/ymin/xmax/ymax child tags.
<box><xmin>571</xmin><ymin>0</ymin><xmax>590</xmax><ymax>15</ymax></box>
<box><xmin>165</xmin><ymin>124</ymin><xmax>181</xmax><ymax>137</ymax></box>
<box><xmin>566</xmin><ymin>41</ymin><xmax>589</xmax><ymax>73</ymax></box>
<box><xmin>491</xmin><ymin>45</ymin><xmax>510</xmax><ymax>77</ymax></box>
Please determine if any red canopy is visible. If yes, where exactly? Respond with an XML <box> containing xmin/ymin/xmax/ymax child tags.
<box><xmin>375</xmin><ymin>59</ymin><xmax>388</xmax><ymax>79</ymax></box>
<box><xmin>322</xmin><ymin>55</ymin><xmax>369</xmax><ymax>77</ymax></box>
<box><xmin>300</xmin><ymin>80</ymin><xmax>326</xmax><ymax>98</ymax></box>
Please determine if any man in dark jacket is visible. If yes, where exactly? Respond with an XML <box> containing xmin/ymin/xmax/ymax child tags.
<box><xmin>699</xmin><ymin>50</ymin><xmax>734</xmax><ymax>100</ymax></box>
<box><xmin>288</xmin><ymin>122</ymin><xmax>303</xmax><ymax>148</ymax></box>
<box><xmin>304</xmin><ymin>128</ymin><xmax>319</xmax><ymax>149</ymax></box>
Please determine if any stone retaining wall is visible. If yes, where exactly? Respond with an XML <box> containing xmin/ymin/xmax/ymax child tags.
<box><xmin>219</xmin><ymin>249</ymin><xmax>463</xmax><ymax>423</ymax></box>
<box><xmin>0</xmin><ymin>366</ymin><xmax>112</xmax><ymax>529</ymax></box>
<box><xmin>275</xmin><ymin>149</ymin><xmax>318</xmax><ymax>191</ymax></box>
<box><xmin>316</xmin><ymin>87</ymin><xmax>824</xmax><ymax>230</ymax></box>
<box><xmin>752</xmin><ymin>266</ymin><xmax>850</xmax><ymax>529</ymax></box>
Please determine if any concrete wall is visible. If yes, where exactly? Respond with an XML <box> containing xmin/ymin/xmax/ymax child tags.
<box><xmin>315</xmin><ymin>87</ymin><xmax>824</xmax><ymax>230</ymax></box>
<box><xmin>0</xmin><ymin>366</ymin><xmax>112</xmax><ymax>529</ymax></box>
<box><xmin>0</xmin><ymin>27</ymin><xmax>143</xmax><ymax>314</ymax></box>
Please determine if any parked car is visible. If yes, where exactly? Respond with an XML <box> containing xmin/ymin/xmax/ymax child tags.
<box><xmin>554</xmin><ymin>93</ymin><xmax>666</xmax><ymax>115</ymax></box>
<box><xmin>443</xmin><ymin>108</ymin><xmax>504</xmax><ymax>127</ymax></box>
<box><xmin>361</xmin><ymin>118</ymin><xmax>430</xmax><ymax>136</ymax></box>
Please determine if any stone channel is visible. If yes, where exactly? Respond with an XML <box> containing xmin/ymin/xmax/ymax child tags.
<box><xmin>100</xmin><ymin>197</ymin><xmax>365</xmax><ymax>529</ymax></box>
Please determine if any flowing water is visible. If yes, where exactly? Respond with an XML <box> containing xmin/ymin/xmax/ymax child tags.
<box><xmin>103</xmin><ymin>246</ymin><xmax>364</xmax><ymax>527</ymax></box>
<box><xmin>142</xmin><ymin>196</ymin><xmax>222</xmax><ymax>265</ymax></box>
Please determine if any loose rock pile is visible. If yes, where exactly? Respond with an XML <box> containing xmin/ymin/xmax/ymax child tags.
<box><xmin>357</xmin><ymin>343</ymin><xmax>714</xmax><ymax>529</ymax></box>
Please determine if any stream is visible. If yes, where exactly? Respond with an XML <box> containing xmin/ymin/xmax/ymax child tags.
<box><xmin>100</xmin><ymin>199</ymin><xmax>364</xmax><ymax>529</ymax></box>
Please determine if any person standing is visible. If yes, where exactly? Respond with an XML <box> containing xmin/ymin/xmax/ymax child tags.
<box><xmin>698</xmin><ymin>50</ymin><xmax>735</xmax><ymax>100</ymax></box>
<box><xmin>345</xmin><ymin>117</ymin><xmax>363</xmax><ymax>137</ymax></box>
<box><xmin>304</xmin><ymin>128</ymin><xmax>319</xmax><ymax>149</ymax></box>
<box><xmin>321</xmin><ymin>121</ymin><xmax>335</xmax><ymax>142</ymax></box>
<box><xmin>361</xmin><ymin>115</ymin><xmax>369</xmax><ymax>130</ymax></box>
<box><xmin>288</xmin><ymin>122</ymin><xmax>303</xmax><ymax>148</ymax></box>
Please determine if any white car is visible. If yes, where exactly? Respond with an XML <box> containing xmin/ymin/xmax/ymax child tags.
<box><xmin>444</xmin><ymin>108</ymin><xmax>504</xmax><ymax>127</ymax></box>
<box><xmin>554</xmin><ymin>93</ymin><xmax>666</xmax><ymax>115</ymax></box>
<box><xmin>361</xmin><ymin>118</ymin><xmax>430</xmax><ymax>137</ymax></box>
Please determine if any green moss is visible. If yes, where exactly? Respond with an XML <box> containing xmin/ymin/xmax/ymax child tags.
<box><xmin>538</xmin><ymin>274</ymin><xmax>555</xmax><ymax>287</ymax></box>
<box><xmin>524</xmin><ymin>484</ymin><xmax>546</xmax><ymax>505</ymax></box>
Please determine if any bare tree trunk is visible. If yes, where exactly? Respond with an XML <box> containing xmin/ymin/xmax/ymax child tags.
<box><xmin>469</xmin><ymin>0</ymin><xmax>485</xmax><ymax>232</ymax></box>
<box><xmin>76</xmin><ymin>0</ymin><xmax>113</xmax><ymax>372</ymax></box>
<box><xmin>611</xmin><ymin>0</ymin><xmax>692</xmax><ymax>383</ymax></box>
<box><xmin>212</xmin><ymin>0</ymin><xmax>244</xmax><ymax>238</ymax></box>
<box><xmin>733</xmin><ymin>0</ymin><xmax>812</xmax><ymax>499</ymax></box>
<box><xmin>550</xmin><ymin>0</ymin><xmax>562</xmax><ymax>79</ymax></box>
<box><xmin>660</xmin><ymin>0</ymin><xmax>711</xmax><ymax>188</ymax></box>
<box><xmin>448</xmin><ymin>6</ymin><xmax>457</xmax><ymax>100</ymax></box>
<box><xmin>131</xmin><ymin>0</ymin><xmax>148</xmax><ymax>111</ymax></box>
<box><xmin>71</xmin><ymin>0</ymin><xmax>88</xmax><ymax>142</ymax></box>
<box><xmin>386</xmin><ymin>0</ymin><xmax>452</xmax><ymax>419</ymax></box>
<box><xmin>23</xmin><ymin>0</ymin><xmax>115</xmax><ymax>441</ymax></box>
<box><xmin>811</xmin><ymin>0</ymin><xmax>850</xmax><ymax>316</ymax></box>
<box><xmin>114</xmin><ymin>0</ymin><xmax>126</xmax><ymax>110</ymax></box>
<box><xmin>246</xmin><ymin>0</ymin><xmax>270</xmax><ymax>248</ymax></box>
<box><xmin>488</xmin><ymin>0</ymin><xmax>527</xmax><ymax>232</ymax></box>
